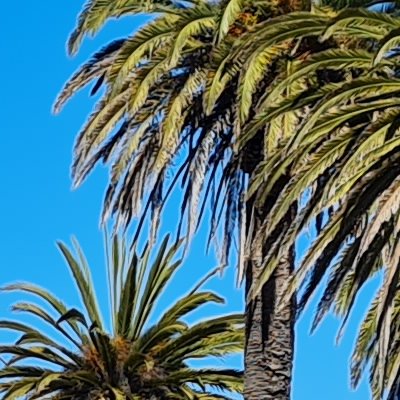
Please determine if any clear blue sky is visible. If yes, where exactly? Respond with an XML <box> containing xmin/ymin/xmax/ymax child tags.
<box><xmin>0</xmin><ymin>2</ymin><xmax>378</xmax><ymax>399</ymax></box>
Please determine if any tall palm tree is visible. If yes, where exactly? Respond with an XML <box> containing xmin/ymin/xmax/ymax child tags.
<box><xmin>54</xmin><ymin>1</ymin><xmax>332</xmax><ymax>397</ymax></box>
<box><xmin>238</xmin><ymin>8</ymin><xmax>400</xmax><ymax>399</ymax></box>
<box><xmin>54</xmin><ymin>1</ymin><xmax>395</xmax><ymax>398</ymax></box>
<box><xmin>0</xmin><ymin>233</ymin><xmax>243</xmax><ymax>399</ymax></box>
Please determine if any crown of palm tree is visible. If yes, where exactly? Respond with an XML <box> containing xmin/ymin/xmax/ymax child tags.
<box><xmin>0</xmin><ymin>234</ymin><xmax>243</xmax><ymax>399</ymax></box>
<box><xmin>53</xmin><ymin>0</ymin><xmax>341</xmax><ymax>274</ymax></box>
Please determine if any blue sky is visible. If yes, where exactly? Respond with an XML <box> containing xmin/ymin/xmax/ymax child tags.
<box><xmin>0</xmin><ymin>2</ymin><xmax>378</xmax><ymax>399</ymax></box>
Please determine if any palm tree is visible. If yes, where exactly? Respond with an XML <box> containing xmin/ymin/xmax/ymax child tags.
<box><xmin>0</xmin><ymin>233</ymin><xmax>243</xmax><ymax>399</ymax></box>
<box><xmin>238</xmin><ymin>8</ymin><xmax>400</xmax><ymax>399</ymax></box>
<box><xmin>54</xmin><ymin>1</ymin><xmax>397</xmax><ymax>398</ymax></box>
<box><xmin>54</xmin><ymin>2</ymin><xmax>333</xmax><ymax>397</ymax></box>
<box><xmin>54</xmin><ymin>3</ymin><xmax>302</xmax><ymax>398</ymax></box>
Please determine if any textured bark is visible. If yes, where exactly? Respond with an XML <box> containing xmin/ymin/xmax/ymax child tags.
<box><xmin>244</xmin><ymin>204</ymin><xmax>296</xmax><ymax>400</ymax></box>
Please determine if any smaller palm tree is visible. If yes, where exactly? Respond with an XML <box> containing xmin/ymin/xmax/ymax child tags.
<box><xmin>0</xmin><ymin>233</ymin><xmax>243</xmax><ymax>399</ymax></box>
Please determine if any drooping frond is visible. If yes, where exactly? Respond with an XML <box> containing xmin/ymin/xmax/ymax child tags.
<box><xmin>54</xmin><ymin>39</ymin><xmax>126</xmax><ymax>114</ymax></box>
<box><xmin>68</xmin><ymin>0</ymin><xmax>185</xmax><ymax>56</ymax></box>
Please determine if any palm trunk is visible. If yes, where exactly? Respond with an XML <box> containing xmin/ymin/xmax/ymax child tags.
<box><xmin>244</xmin><ymin>204</ymin><xmax>296</xmax><ymax>400</ymax></box>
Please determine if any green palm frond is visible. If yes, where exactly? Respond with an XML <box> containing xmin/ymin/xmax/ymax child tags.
<box><xmin>68</xmin><ymin>0</ymin><xmax>183</xmax><ymax>56</ymax></box>
<box><xmin>57</xmin><ymin>239</ymin><xmax>103</xmax><ymax>329</ymax></box>
<box><xmin>238</xmin><ymin>44</ymin><xmax>285</xmax><ymax>124</ymax></box>
<box><xmin>216</xmin><ymin>0</ymin><xmax>245</xmax><ymax>42</ymax></box>
<box><xmin>321</xmin><ymin>8</ymin><xmax>400</xmax><ymax>40</ymax></box>
<box><xmin>1</xmin><ymin>283</ymin><xmax>83</xmax><ymax>340</ymax></box>
<box><xmin>53</xmin><ymin>39</ymin><xmax>126</xmax><ymax>114</ymax></box>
